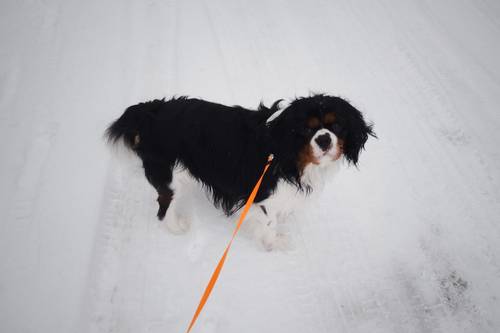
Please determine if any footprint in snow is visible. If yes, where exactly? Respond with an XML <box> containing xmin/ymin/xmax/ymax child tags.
<box><xmin>186</xmin><ymin>233</ymin><xmax>207</xmax><ymax>263</ymax></box>
<box><xmin>199</xmin><ymin>314</ymin><xmax>219</xmax><ymax>333</ymax></box>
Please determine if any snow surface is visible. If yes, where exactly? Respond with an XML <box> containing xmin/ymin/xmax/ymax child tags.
<box><xmin>1</xmin><ymin>0</ymin><xmax>500</xmax><ymax>332</ymax></box>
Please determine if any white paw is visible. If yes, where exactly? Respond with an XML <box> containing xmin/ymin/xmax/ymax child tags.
<box><xmin>165</xmin><ymin>214</ymin><xmax>190</xmax><ymax>235</ymax></box>
<box><xmin>263</xmin><ymin>233</ymin><xmax>293</xmax><ymax>252</ymax></box>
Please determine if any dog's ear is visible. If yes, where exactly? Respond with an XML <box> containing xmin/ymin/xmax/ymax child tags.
<box><xmin>265</xmin><ymin>106</ymin><xmax>303</xmax><ymax>179</ymax></box>
<box><xmin>266</xmin><ymin>107</ymin><xmax>295</xmax><ymax>154</ymax></box>
<box><xmin>342</xmin><ymin>109</ymin><xmax>376</xmax><ymax>166</ymax></box>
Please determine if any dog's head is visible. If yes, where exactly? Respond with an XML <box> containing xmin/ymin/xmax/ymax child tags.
<box><xmin>266</xmin><ymin>94</ymin><xmax>375</xmax><ymax>177</ymax></box>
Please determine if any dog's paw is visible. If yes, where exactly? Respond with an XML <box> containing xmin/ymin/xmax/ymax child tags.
<box><xmin>263</xmin><ymin>233</ymin><xmax>293</xmax><ymax>252</ymax></box>
<box><xmin>165</xmin><ymin>215</ymin><xmax>190</xmax><ymax>235</ymax></box>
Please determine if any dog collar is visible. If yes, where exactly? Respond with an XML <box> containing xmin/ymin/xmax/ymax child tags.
<box><xmin>266</xmin><ymin>109</ymin><xmax>284</xmax><ymax>124</ymax></box>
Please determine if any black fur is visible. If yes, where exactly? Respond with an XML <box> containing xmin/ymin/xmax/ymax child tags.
<box><xmin>105</xmin><ymin>94</ymin><xmax>375</xmax><ymax>219</ymax></box>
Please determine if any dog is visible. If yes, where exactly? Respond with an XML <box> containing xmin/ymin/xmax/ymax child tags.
<box><xmin>105</xmin><ymin>94</ymin><xmax>375</xmax><ymax>250</ymax></box>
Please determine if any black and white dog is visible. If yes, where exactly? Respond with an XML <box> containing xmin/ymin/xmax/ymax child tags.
<box><xmin>106</xmin><ymin>94</ymin><xmax>375</xmax><ymax>250</ymax></box>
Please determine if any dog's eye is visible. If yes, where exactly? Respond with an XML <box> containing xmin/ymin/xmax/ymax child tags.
<box><xmin>303</xmin><ymin>127</ymin><xmax>313</xmax><ymax>136</ymax></box>
<box><xmin>331</xmin><ymin>123</ymin><xmax>343</xmax><ymax>132</ymax></box>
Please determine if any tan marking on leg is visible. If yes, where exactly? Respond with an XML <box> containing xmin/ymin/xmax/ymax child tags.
<box><xmin>156</xmin><ymin>187</ymin><xmax>173</xmax><ymax>208</ymax></box>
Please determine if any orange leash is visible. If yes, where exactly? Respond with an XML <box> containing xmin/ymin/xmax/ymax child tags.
<box><xmin>186</xmin><ymin>154</ymin><xmax>274</xmax><ymax>333</ymax></box>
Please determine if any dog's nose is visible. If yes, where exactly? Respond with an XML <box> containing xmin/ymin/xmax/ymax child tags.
<box><xmin>315</xmin><ymin>134</ymin><xmax>332</xmax><ymax>151</ymax></box>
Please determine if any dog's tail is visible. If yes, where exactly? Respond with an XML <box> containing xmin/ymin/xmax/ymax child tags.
<box><xmin>105</xmin><ymin>99</ymin><xmax>165</xmax><ymax>150</ymax></box>
<box><xmin>105</xmin><ymin>100</ymin><xmax>153</xmax><ymax>148</ymax></box>
<box><xmin>104</xmin><ymin>99</ymin><xmax>166</xmax><ymax>167</ymax></box>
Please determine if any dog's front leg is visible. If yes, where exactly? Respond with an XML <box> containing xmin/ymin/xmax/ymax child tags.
<box><xmin>244</xmin><ymin>204</ymin><xmax>291</xmax><ymax>251</ymax></box>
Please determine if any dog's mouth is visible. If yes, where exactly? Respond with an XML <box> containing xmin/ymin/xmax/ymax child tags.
<box><xmin>312</xmin><ymin>144</ymin><xmax>340</xmax><ymax>163</ymax></box>
<box><xmin>316</xmin><ymin>147</ymin><xmax>336</xmax><ymax>159</ymax></box>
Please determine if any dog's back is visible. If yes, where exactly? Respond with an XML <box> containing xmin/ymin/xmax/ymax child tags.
<box><xmin>105</xmin><ymin>97</ymin><xmax>276</xmax><ymax>217</ymax></box>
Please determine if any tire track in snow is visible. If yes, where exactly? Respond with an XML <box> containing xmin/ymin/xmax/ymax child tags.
<box><xmin>84</xmin><ymin>1</ymin><xmax>189</xmax><ymax>331</ymax></box>
<box><xmin>378</xmin><ymin>0</ymin><xmax>500</xmax><ymax>190</ymax></box>
<box><xmin>169</xmin><ymin>0</ymin><xmax>238</xmax><ymax>101</ymax></box>
<box><xmin>381</xmin><ymin>16</ymin><xmax>500</xmax><ymax>305</ymax></box>
<box><xmin>165</xmin><ymin>0</ymin><xmax>180</xmax><ymax>94</ymax></box>
<box><xmin>11</xmin><ymin>120</ymin><xmax>59</xmax><ymax>224</ymax></box>
<box><xmin>0</xmin><ymin>56</ymin><xmax>21</xmax><ymax>121</ymax></box>
<box><xmin>285</xmin><ymin>2</ymin><xmax>497</xmax><ymax>331</ymax></box>
<box><xmin>418</xmin><ymin>224</ymin><xmax>488</xmax><ymax>332</ymax></box>
<box><xmin>85</xmin><ymin>162</ymin><xmax>154</xmax><ymax>333</ymax></box>
<box><xmin>473</xmin><ymin>0</ymin><xmax>500</xmax><ymax>30</ymax></box>
<box><xmin>201</xmin><ymin>0</ymin><xmax>252</xmax><ymax>101</ymax></box>
<box><xmin>121</xmin><ymin>0</ymin><xmax>180</xmax><ymax>100</ymax></box>
<box><xmin>292</xmin><ymin>200</ymin><xmax>418</xmax><ymax>333</ymax></box>
<box><xmin>280</xmin><ymin>213</ymin><xmax>334</xmax><ymax>333</ymax></box>
<box><xmin>295</xmin><ymin>3</ymin><xmax>431</xmax><ymax>331</ymax></box>
<box><xmin>6</xmin><ymin>2</ymin><xmax>62</xmax><ymax>229</ymax></box>
<box><xmin>346</xmin><ymin>1</ymin><xmax>498</xmax><ymax>330</ymax></box>
<box><xmin>201</xmin><ymin>0</ymin><xmax>316</xmax><ymax>101</ymax></box>
<box><xmin>198</xmin><ymin>0</ymin><xmax>236</xmax><ymax>100</ymax></box>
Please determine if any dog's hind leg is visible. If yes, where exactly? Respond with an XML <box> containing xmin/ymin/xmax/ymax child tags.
<box><xmin>142</xmin><ymin>158</ymin><xmax>176</xmax><ymax>221</ymax></box>
<box><xmin>163</xmin><ymin>168</ymin><xmax>192</xmax><ymax>235</ymax></box>
<box><xmin>155</xmin><ymin>186</ymin><xmax>173</xmax><ymax>220</ymax></box>
<box><xmin>143</xmin><ymin>158</ymin><xmax>192</xmax><ymax>234</ymax></box>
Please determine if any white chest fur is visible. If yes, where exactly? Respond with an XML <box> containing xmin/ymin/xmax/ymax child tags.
<box><xmin>244</xmin><ymin>159</ymin><xmax>342</xmax><ymax>250</ymax></box>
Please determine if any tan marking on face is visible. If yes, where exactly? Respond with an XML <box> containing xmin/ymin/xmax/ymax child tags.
<box><xmin>306</xmin><ymin>117</ymin><xmax>321</xmax><ymax>128</ymax></box>
<box><xmin>332</xmin><ymin>138</ymin><xmax>344</xmax><ymax>161</ymax></box>
<box><xmin>296</xmin><ymin>141</ymin><xmax>319</xmax><ymax>175</ymax></box>
<box><xmin>322</xmin><ymin>112</ymin><xmax>337</xmax><ymax>124</ymax></box>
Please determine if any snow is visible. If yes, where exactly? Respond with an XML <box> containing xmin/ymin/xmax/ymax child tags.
<box><xmin>1</xmin><ymin>0</ymin><xmax>499</xmax><ymax>332</ymax></box>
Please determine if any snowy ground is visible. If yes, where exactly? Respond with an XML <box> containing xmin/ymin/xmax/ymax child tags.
<box><xmin>1</xmin><ymin>0</ymin><xmax>500</xmax><ymax>332</ymax></box>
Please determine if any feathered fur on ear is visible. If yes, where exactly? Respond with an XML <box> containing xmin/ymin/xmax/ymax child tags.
<box><xmin>265</xmin><ymin>103</ymin><xmax>306</xmax><ymax>186</ymax></box>
<box><xmin>342</xmin><ymin>107</ymin><xmax>376</xmax><ymax>166</ymax></box>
